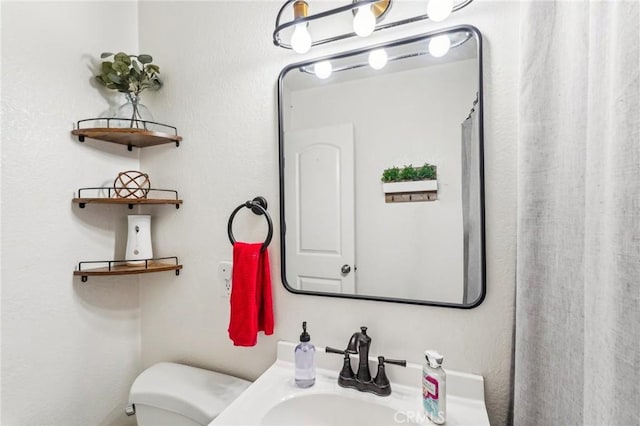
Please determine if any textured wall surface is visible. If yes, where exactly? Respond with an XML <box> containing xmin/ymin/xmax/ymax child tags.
<box><xmin>1</xmin><ymin>3</ymin><xmax>141</xmax><ymax>425</ymax></box>
<box><xmin>138</xmin><ymin>2</ymin><xmax>520</xmax><ymax>425</ymax></box>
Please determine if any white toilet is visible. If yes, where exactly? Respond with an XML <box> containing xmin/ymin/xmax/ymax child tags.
<box><xmin>128</xmin><ymin>362</ymin><xmax>251</xmax><ymax>426</ymax></box>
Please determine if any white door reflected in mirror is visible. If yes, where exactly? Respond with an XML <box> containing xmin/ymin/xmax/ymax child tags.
<box><xmin>284</xmin><ymin>124</ymin><xmax>356</xmax><ymax>294</ymax></box>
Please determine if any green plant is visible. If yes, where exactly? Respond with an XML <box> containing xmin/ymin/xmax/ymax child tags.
<box><xmin>95</xmin><ymin>52</ymin><xmax>162</xmax><ymax>95</ymax></box>
<box><xmin>399</xmin><ymin>164</ymin><xmax>418</xmax><ymax>181</ymax></box>
<box><xmin>416</xmin><ymin>163</ymin><xmax>437</xmax><ymax>180</ymax></box>
<box><xmin>381</xmin><ymin>166</ymin><xmax>401</xmax><ymax>182</ymax></box>
<box><xmin>381</xmin><ymin>163</ymin><xmax>437</xmax><ymax>183</ymax></box>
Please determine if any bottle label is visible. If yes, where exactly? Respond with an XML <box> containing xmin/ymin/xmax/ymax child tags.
<box><xmin>422</xmin><ymin>374</ymin><xmax>440</xmax><ymax>420</ymax></box>
<box><xmin>423</xmin><ymin>375</ymin><xmax>439</xmax><ymax>399</ymax></box>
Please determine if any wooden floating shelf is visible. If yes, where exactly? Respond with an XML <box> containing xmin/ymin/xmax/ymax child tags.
<box><xmin>73</xmin><ymin>197</ymin><xmax>183</xmax><ymax>209</ymax></box>
<box><xmin>72</xmin><ymin>127</ymin><xmax>182</xmax><ymax>150</ymax></box>
<box><xmin>74</xmin><ymin>187</ymin><xmax>182</xmax><ymax>209</ymax></box>
<box><xmin>74</xmin><ymin>260</ymin><xmax>183</xmax><ymax>282</ymax></box>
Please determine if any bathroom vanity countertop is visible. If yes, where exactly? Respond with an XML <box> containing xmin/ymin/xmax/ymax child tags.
<box><xmin>211</xmin><ymin>341</ymin><xmax>489</xmax><ymax>426</ymax></box>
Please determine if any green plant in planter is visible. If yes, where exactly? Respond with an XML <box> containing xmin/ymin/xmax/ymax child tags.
<box><xmin>399</xmin><ymin>164</ymin><xmax>419</xmax><ymax>181</ymax></box>
<box><xmin>95</xmin><ymin>52</ymin><xmax>162</xmax><ymax>96</ymax></box>
<box><xmin>381</xmin><ymin>166</ymin><xmax>401</xmax><ymax>183</ymax></box>
<box><xmin>381</xmin><ymin>163</ymin><xmax>437</xmax><ymax>182</ymax></box>
<box><xmin>416</xmin><ymin>163</ymin><xmax>437</xmax><ymax>180</ymax></box>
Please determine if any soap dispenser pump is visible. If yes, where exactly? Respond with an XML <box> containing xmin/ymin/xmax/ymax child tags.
<box><xmin>294</xmin><ymin>321</ymin><xmax>316</xmax><ymax>388</ymax></box>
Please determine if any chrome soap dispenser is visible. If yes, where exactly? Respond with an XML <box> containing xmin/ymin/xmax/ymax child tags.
<box><xmin>294</xmin><ymin>321</ymin><xmax>316</xmax><ymax>388</ymax></box>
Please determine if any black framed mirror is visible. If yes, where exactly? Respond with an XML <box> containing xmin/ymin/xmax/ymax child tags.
<box><xmin>277</xmin><ymin>25</ymin><xmax>485</xmax><ymax>308</ymax></box>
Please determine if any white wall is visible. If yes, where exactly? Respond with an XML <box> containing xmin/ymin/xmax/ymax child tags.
<box><xmin>138</xmin><ymin>1</ymin><xmax>519</xmax><ymax>425</ymax></box>
<box><xmin>287</xmin><ymin>60</ymin><xmax>477</xmax><ymax>302</ymax></box>
<box><xmin>0</xmin><ymin>2</ymin><xmax>518</xmax><ymax>424</ymax></box>
<box><xmin>1</xmin><ymin>2</ymin><xmax>141</xmax><ymax>425</ymax></box>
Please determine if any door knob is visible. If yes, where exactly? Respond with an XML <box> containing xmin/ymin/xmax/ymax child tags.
<box><xmin>341</xmin><ymin>264</ymin><xmax>351</xmax><ymax>274</ymax></box>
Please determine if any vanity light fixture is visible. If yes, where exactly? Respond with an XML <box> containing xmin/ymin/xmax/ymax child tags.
<box><xmin>290</xmin><ymin>1</ymin><xmax>312</xmax><ymax>54</ymax></box>
<box><xmin>427</xmin><ymin>0</ymin><xmax>454</xmax><ymax>22</ymax></box>
<box><xmin>428</xmin><ymin>34</ymin><xmax>451</xmax><ymax>57</ymax></box>
<box><xmin>368</xmin><ymin>48</ymin><xmax>388</xmax><ymax>70</ymax></box>
<box><xmin>353</xmin><ymin>3</ymin><xmax>377</xmax><ymax>37</ymax></box>
<box><xmin>314</xmin><ymin>60</ymin><xmax>333</xmax><ymax>79</ymax></box>
<box><xmin>273</xmin><ymin>0</ymin><xmax>474</xmax><ymax>53</ymax></box>
<box><xmin>297</xmin><ymin>30</ymin><xmax>472</xmax><ymax>79</ymax></box>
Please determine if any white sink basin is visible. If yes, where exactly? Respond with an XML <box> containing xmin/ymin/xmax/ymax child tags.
<box><xmin>261</xmin><ymin>393</ymin><xmax>398</xmax><ymax>426</ymax></box>
<box><xmin>211</xmin><ymin>341</ymin><xmax>489</xmax><ymax>426</ymax></box>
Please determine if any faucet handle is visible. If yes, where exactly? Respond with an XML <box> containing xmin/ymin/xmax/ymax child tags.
<box><xmin>373</xmin><ymin>356</ymin><xmax>407</xmax><ymax>394</ymax></box>
<box><xmin>325</xmin><ymin>346</ymin><xmax>347</xmax><ymax>355</ymax></box>
<box><xmin>325</xmin><ymin>347</ymin><xmax>356</xmax><ymax>381</ymax></box>
<box><xmin>381</xmin><ymin>357</ymin><xmax>407</xmax><ymax>367</ymax></box>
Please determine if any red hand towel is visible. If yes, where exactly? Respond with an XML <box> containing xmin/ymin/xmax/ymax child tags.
<box><xmin>228</xmin><ymin>242</ymin><xmax>274</xmax><ymax>346</ymax></box>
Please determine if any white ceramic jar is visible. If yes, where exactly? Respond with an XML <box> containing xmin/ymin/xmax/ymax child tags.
<box><xmin>125</xmin><ymin>215</ymin><xmax>153</xmax><ymax>265</ymax></box>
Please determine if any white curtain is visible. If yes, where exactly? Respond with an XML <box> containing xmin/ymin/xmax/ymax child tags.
<box><xmin>515</xmin><ymin>1</ymin><xmax>639</xmax><ymax>425</ymax></box>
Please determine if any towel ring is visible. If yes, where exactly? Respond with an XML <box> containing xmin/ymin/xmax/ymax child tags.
<box><xmin>227</xmin><ymin>196</ymin><xmax>273</xmax><ymax>251</ymax></box>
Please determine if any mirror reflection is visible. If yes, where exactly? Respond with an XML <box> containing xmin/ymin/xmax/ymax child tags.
<box><xmin>278</xmin><ymin>26</ymin><xmax>485</xmax><ymax>307</ymax></box>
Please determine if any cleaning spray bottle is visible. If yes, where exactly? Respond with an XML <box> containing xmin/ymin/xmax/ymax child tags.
<box><xmin>294</xmin><ymin>321</ymin><xmax>316</xmax><ymax>388</ymax></box>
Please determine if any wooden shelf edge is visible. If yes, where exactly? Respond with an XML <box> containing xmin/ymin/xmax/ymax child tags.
<box><xmin>74</xmin><ymin>262</ymin><xmax>183</xmax><ymax>278</ymax></box>
<box><xmin>384</xmin><ymin>190</ymin><xmax>438</xmax><ymax>203</ymax></box>
<box><xmin>73</xmin><ymin>198</ymin><xmax>183</xmax><ymax>206</ymax></box>
<box><xmin>72</xmin><ymin>128</ymin><xmax>182</xmax><ymax>142</ymax></box>
<box><xmin>71</xmin><ymin>127</ymin><xmax>182</xmax><ymax>149</ymax></box>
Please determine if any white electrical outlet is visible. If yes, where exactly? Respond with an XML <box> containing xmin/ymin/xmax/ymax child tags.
<box><xmin>218</xmin><ymin>261</ymin><xmax>232</xmax><ymax>297</ymax></box>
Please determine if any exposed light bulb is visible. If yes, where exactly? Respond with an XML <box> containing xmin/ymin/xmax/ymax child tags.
<box><xmin>368</xmin><ymin>48</ymin><xmax>388</xmax><ymax>70</ymax></box>
<box><xmin>314</xmin><ymin>61</ymin><xmax>333</xmax><ymax>79</ymax></box>
<box><xmin>429</xmin><ymin>35</ymin><xmax>451</xmax><ymax>57</ymax></box>
<box><xmin>353</xmin><ymin>5</ymin><xmax>376</xmax><ymax>37</ymax></box>
<box><xmin>291</xmin><ymin>23</ymin><xmax>312</xmax><ymax>54</ymax></box>
<box><xmin>427</xmin><ymin>0</ymin><xmax>454</xmax><ymax>22</ymax></box>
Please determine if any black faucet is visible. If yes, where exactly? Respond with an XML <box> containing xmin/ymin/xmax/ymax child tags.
<box><xmin>347</xmin><ymin>326</ymin><xmax>372</xmax><ymax>382</ymax></box>
<box><xmin>326</xmin><ymin>326</ymin><xmax>406</xmax><ymax>396</ymax></box>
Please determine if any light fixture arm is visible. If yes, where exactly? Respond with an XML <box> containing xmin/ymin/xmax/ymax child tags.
<box><xmin>273</xmin><ymin>0</ymin><xmax>475</xmax><ymax>51</ymax></box>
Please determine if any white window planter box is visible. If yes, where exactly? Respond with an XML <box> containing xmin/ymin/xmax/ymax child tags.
<box><xmin>382</xmin><ymin>179</ymin><xmax>438</xmax><ymax>194</ymax></box>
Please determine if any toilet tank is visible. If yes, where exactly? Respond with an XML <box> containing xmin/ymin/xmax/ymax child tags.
<box><xmin>129</xmin><ymin>362</ymin><xmax>251</xmax><ymax>426</ymax></box>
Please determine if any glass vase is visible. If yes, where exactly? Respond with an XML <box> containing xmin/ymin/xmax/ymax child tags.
<box><xmin>115</xmin><ymin>93</ymin><xmax>154</xmax><ymax>129</ymax></box>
